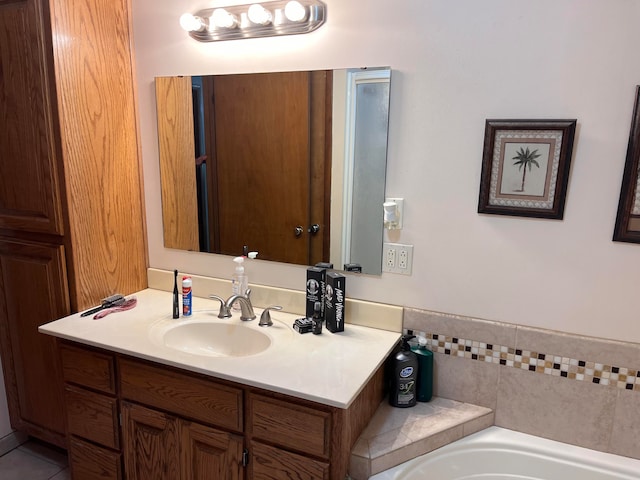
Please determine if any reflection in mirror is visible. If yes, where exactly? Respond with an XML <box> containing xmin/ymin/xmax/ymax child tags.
<box><xmin>155</xmin><ymin>67</ymin><xmax>390</xmax><ymax>274</ymax></box>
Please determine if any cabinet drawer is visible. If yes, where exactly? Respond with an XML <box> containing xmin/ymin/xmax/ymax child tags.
<box><xmin>250</xmin><ymin>441</ymin><xmax>329</xmax><ymax>480</ymax></box>
<box><xmin>65</xmin><ymin>385</ymin><xmax>119</xmax><ymax>449</ymax></box>
<box><xmin>119</xmin><ymin>358</ymin><xmax>242</xmax><ymax>432</ymax></box>
<box><xmin>69</xmin><ymin>436</ymin><xmax>122</xmax><ymax>480</ymax></box>
<box><xmin>61</xmin><ymin>344</ymin><xmax>116</xmax><ymax>394</ymax></box>
<box><xmin>248</xmin><ymin>393</ymin><xmax>331</xmax><ymax>458</ymax></box>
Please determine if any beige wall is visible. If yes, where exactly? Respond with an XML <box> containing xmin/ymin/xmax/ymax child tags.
<box><xmin>132</xmin><ymin>0</ymin><xmax>640</xmax><ymax>343</ymax></box>
<box><xmin>404</xmin><ymin>307</ymin><xmax>640</xmax><ymax>459</ymax></box>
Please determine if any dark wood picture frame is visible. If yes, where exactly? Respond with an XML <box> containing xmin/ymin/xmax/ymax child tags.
<box><xmin>613</xmin><ymin>86</ymin><xmax>640</xmax><ymax>243</ymax></box>
<box><xmin>478</xmin><ymin>119</ymin><xmax>577</xmax><ymax>219</ymax></box>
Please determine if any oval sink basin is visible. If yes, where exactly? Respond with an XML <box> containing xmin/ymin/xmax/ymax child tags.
<box><xmin>161</xmin><ymin>321</ymin><xmax>272</xmax><ymax>357</ymax></box>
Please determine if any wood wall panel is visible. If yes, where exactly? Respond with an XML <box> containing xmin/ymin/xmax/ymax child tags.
<box><xmin>155</xmin><ymin>76</ymin><xmax>200</xmax><ymax>252</ymax></box>
<box><xmin>49</xmin><ymin>0</ymin><xmax>147</xmax><ymax>309</ymax></box>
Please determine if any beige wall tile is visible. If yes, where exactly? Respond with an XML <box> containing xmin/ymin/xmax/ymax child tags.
<box><xmin>515</xmin><ymin>325</ymin><xmax>640</xmax><ymax>369</ymax></box>
<box><xmin>433</xmin><ymin>353</ymin><xmax>500</xmax><ymax>409</ymax></box>
<box><xmin>404</xmin><ymin>308</ymin><xmax>517</xmax><ymax>347</ymax></box>
<box><xmin>496</xmin><ymin>367</ymin><xmax>618</xmax><ymax>451</ymax></box>
<box><xmin>608</xmin><ymin>389</ymin><xmax>640</xmax><ymax>459</ymax></box>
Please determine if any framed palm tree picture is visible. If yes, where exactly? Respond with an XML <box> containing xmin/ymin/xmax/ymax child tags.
<box><xmin>613</xmin><ymin>86</ymin><xmax>640</xmax><ymax>243</ymax></box>
<box><xmin>478</xmin><ymin>119</ymin><xmax>577</xmax><ymax>219</ymax></box>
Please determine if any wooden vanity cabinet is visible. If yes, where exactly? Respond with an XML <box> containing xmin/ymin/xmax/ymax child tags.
<box><xmin>0</xmin><ymin>0</ymin><xmax>147</xmax><ymax>447</ymax></box>
<box><xmin>60</xmin><ymin>343</ymin><xmax>122</xmax><ymax>479</ymax></box>
<box><xmin>59</xmin><ymin>341</ymin><xmax>385</xmax><ymax>480</ymax></box>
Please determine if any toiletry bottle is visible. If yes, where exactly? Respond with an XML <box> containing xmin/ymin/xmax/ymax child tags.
<box><xmin>411</xmin><ymin>335</ymin><xmax>433</xmax><ymax>402</ymax></box>
<box><xmin>182</xmin><ymin>276</ymin><xmax>192</xmax><ymax>316</ymax></box>
<box><xmin>231</xmin><ymin>256</ymin><xmax>248</xmax><ymax>310</ymax></box>
<box><xmin>173</xmin><ymin>270</ymin><xmax>180</xmax><ymax>318</ymax></box>
<box><xmin>389</xmin><ymin>335</ymin><xmax>418</xmax><ymax>408</ymax></box>
<box><xmin>312</xmin><ymin>301</ymin><xmax>323</xmax><ymax>335</ymax></box>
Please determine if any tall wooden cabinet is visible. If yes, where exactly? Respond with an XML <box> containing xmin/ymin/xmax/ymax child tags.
<box><xmin>0</xmin><ymin>0</ymin><xmax>147</xmax><ymax>447</ymax></box>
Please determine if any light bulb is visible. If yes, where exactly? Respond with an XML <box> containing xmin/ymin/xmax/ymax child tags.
<box><xmin>211</xmin><ymin>8</ymin><xmax>238</xmax><ymax>29</ymax></box>
<box><xmin>179</xmin><ymin>13</ymin><xmax>205</xmax><ymax>32</ymax></box>
<box><xmin>247</xmin><ymin>4</ymin><xmax>273</xmax><ymax>25</ymax></box>
<box><xmin>284</xmin><ymin>1</ymin><xmax>307</xmax><ymax>22</ymax></box>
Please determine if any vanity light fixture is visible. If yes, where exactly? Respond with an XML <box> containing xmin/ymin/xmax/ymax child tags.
<box><xmin>180</xmin><ymin>0</ymin><xmax>326</xmax><ymax>42</ymax></box>
<box><xmin>247</xmin><ymin>4</ymin><xmax>273</xmax><ymax>25</ymax></box>
<box><xmin>210</xmin><ymin>8</ymin><xmax>239</xmax><ymax>29</ymax></box>
<box><xmin>179</xmin><ymin>13</ymin><xmax>207</xmax><ymax>32</ymax></box>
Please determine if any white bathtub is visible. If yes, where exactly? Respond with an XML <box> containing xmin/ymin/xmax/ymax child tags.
<box><xmin>369</xmin><ymin>426</ymin><xmax>640</xmax><ymax>480</ymax></box>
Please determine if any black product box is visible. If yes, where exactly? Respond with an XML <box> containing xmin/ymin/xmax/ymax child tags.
<box><xmin>293</xmin><ymin>317</ymin><xmax>313</xmax><ymax>334</ymax></box>
<box><xmin>306</xmin><ymin>267</ymin><xmax>325</xmax><ymax>318</ymax></box>
<box><xmin>325</xmin><ymin>272</ymin><xmax>345</xmax><ymax>333</ymax></box>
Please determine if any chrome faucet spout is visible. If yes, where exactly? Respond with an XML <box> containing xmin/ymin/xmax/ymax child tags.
<box><xmin>225</xmin><ymin>294</ymin><xmax>256</xmax><ymax>321</ymax></box>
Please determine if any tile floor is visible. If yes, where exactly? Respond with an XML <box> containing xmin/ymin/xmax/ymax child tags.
<box><xmin>0</xmin><ymin>439</ymin><xmax>69</xmax><ymax>480</ymax></box>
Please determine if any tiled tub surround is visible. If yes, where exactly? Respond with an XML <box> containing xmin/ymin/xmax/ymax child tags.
<box><xmin>349</xmin><ymin>397</ymin><xmax>494</xmax><ymax>479</ymax></box>
<box><xmin>404</xmin><ymin>308</ymin><xmax>640</xmax><ymax>460</ymax></box>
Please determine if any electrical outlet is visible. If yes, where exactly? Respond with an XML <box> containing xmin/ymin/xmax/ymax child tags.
<box><xmin>397</xmin><ymin>245</ymin><xmax>413</xmax><ymax>274</ymax></box>
<box><xmin>383</xmin><ymin>243</ymin><xmax>413</xmax><ymax>275</ymax></box>
<box><xmin>385</xmin><ymin>246</ymin><xmax>396</xmax><ymax>268</ymax></box>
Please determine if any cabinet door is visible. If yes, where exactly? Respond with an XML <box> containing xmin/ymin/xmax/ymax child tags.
<box><xmin>0</xmin><ymin>238</ymin><xmax>69</xmax><ymax>446</ymax></box>
<box><xmin>121</xmin><ymin>402</ymin><xmax>181</xmax><ymax>480</ymax></box>
<box><xmin>249</xmin><ymin>441</ymin><xmax>329</xmax><ymax>480</ymax></box>
<box><xmin>0</xmin><ymin>0</ymin><xmax>64</xmax><ymax>234</ymax></box>
<box><xmin>181</xmin><ymin>420</ymin><xmax>243</xmax><ymax>480</ymax></box>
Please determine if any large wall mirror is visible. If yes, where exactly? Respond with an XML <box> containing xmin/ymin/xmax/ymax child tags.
<box><xmin>155</xmin><ymin>67</ymin><xmax>391</xmax><ymax>275</ymax></box>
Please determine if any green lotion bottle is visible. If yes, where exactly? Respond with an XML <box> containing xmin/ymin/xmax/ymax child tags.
<box><xmin>412</xmin><ymin>335</ymin><xmax>433</xmax><ymax>402</ymax></box>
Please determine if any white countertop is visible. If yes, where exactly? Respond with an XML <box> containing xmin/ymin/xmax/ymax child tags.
<box><xmin>39</xmin><ymin>289</ymin><xmax>400</xmax><ymax>409</ymax></box>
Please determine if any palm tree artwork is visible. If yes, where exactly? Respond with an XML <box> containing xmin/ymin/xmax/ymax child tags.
<box><xmin>512</xmin><ymin>146</ymin><xmax>541</xmax><ymax>192</ymax></box>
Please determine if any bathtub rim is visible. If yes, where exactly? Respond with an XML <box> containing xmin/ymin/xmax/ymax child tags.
<box><xmin>369</xmin><ymin>426</ymin><xmax>640</xmax><ymax>480</ymax></box>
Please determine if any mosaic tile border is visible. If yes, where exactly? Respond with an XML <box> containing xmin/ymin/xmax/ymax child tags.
<box><xmin>407</xmin><ymin>330</ymin><xmax>640</xmax><ymax>392</ymax></box>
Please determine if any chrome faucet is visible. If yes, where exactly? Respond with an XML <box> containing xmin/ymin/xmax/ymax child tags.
<box><xmin>224</xmin><ymin>289</ymin><xmax>256</xmax><ymax>321</ymax></box>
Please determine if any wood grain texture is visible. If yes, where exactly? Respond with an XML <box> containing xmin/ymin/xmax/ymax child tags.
<box><xmin>155</xmin><ymin>76</ymin><xmax>200</xmax><ymax>252</ymax></box>
<box><xmin>213</xmin><ymin>72</ymin><xmax>311</xmax><ymax>263</ymax></box>
<box><xmin>248</xmin><ymin>393</ymin><xmax>331</xmax><ymax>458</ymax></box>
<box><xmin>122</xmin><ymin>402</ymin><xmax>181</xmax><ymax>480</ymax></box>
<box><xmin>249</xmin><ymin>440</ymin><xmax>329</xmax><ymax>480</ymax></box>
<box><xmin>65</xmin><ymin>384</ymin><xmax>119</xmax><ymax>449</ymax></box>
<box><xmin>181</xmin><ymin>420</ymin><xmax>243</xmax><ymax>480</ymax></box>
<box><xmin>331</xmin><ymin>365</ymin><xmax>385</xmax><ymax>479</ymax></box>
<box><xmin>119</xmin><ymin>357</ymin><xmax>243</xmax><ymax>433</ymax></box>
<box><xmin>60</xmin><ymin>342</ymin><xmax>116</xmax><ymax>394</ymax></box>
<box><xmin>69</xmin><ymin>436</ymin><xmax>123</xmax><ymax>480</ymax></box>
<box><xmin>0</xmin><ymin>0</ymin><xmax>65</xmax><ymax>234</ymax></box>
<box><xmin>0</xmin><ymin>237</ymin><xmax>69</xmax><ymax>446</ymax></box>
<box><xmin>49</xmin><ymin>0</ymin><xmax>147</xmax><ymax>309</ymax></box>
<box><xmin>309</xmin><ymin>70</ymin><xmax>332</xmax><ymax>265</ymax></box>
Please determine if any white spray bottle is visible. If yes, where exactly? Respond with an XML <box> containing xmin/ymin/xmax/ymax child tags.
<box><xmin>231</xmin><ymin>252</ymin><xmax>257</xmax><ymax>310</ymax></box>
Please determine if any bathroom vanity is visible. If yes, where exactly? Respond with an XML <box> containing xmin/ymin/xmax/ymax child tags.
<box><xmin>40</xmin><ymin>289</ymin><xmax>400</xmax><ymax>479</ymax></box>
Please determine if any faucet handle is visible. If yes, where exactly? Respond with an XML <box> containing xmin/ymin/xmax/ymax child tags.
<box><xmin>209</xmin><ymin>295</ymin><xmax>231</xmax><ymax>318</ymax></box>
<box><xmin>259</xmin><ymin>305</ymin><xmax>282</xmax><ymax>327</ymax></box>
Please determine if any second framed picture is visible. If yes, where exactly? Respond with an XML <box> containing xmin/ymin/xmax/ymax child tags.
<box><xmin>478</xmin><ymin>119</ymin><xmax>577</xmax><ymax>219</ymax></box>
